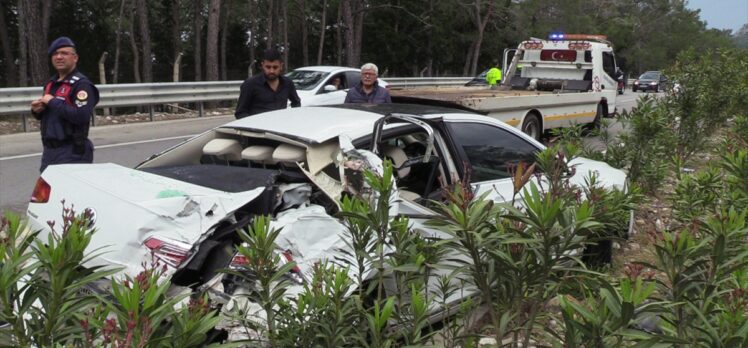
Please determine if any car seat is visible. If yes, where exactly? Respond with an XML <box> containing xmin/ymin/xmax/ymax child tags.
<box><xmin>241</xmin><ymin>145</ymin><xmax>275</xmax><ymax>168</ymax></box>
<box><xmin>272</xmin><ymin>144</ymin><xmax>306</xmax><ymax>168</ymax></box>
<box><xmin>381</xmin><ymin>145</ymin><xmax>420</xmax><ymax>201</ymax></box>
<box><xmin>202</xmin><ymin>138</ymin><xmax>242</xmax><ymax>164</ymax></box>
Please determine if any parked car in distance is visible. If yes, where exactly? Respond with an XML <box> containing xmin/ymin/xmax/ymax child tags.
<box><xmin>632</xmin><ymin>71</ymin><xmax>668</xmax><ymax>93</ymax></box>
<box><xmin>285</xmin><ymin>66</ymin><xmax>389</xmax><ymax>106</ymax></box>
<box><xmin>27</xmin><ymin>103</ymin><xmax>632</xmax><ymax>343</ymax></box>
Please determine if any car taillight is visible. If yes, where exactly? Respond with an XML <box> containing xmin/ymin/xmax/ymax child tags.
<box><xmin>30</xmin><ymin>177</ymin><xmax>51</xmax><ymax>203</ymax></box>
<box><xmin>230</xmin><ymin>254</ymin><xmax>248</xmax><ymax>267</ymax></box>
<box><xmin>144</xmin><ymin>237</ymin><xmax>191</xmax><ymax>267</ymax></box>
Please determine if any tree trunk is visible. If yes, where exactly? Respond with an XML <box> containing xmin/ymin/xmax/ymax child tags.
<box><xmin>335</xmin><ymin>2</ymin><xmax>342</xmax><ymax>66</ymax></box>
<box><xmin>205</xmin><ymin>0</ymin><xmax>221</xmax><ymax>81</ymax></box>
<box><xmin>353</xmin><ymin>2</ymin><xmax>364</xmax><ymax>66</ymax></box>
<box><xmin>112</xmin><ymin>0</ymin><xmax>127</xmax><ymax>84</ymax></box>
<box><xmin>248</xmin><ymin>0</ymin><xmax>258</xmax><ymax>75</ymax></box>
<box><xmin>297</xmin><ymin>0</ymin><xmax>308</xmax><ymax>66</ymax></box>
<box><xmin>342</xmin><ymin>0</ymin><xmax>354</xmax><ymax>67</ymax></box>
<box><xmin>128</xmin><ymin>0</ymin><xmax>142</xmax><ymax>83</ymax></box>
<box><xmin>17</xmin><ymin>0</ymin><xmax>28</xmax><ymax>87</ymax></box>
<box><xmin>136</xmin><ymin>0</ymin><xmax>153</xmax><ymax>82</ymax></box>
<box><xmin>282</xmin><ymin>0</ymin><xmax>288</xmax><ymax>64</ymax></box>
<box><xmin>25</xmin><ymin>0</ymin><xmax>48</xmax><ymax>85</ymax></box>
<box><xmin>426</xmin><ymin>0</ymin><xmax>434</xmax><ymax>77</ymax></box>
<box><xmin>194</xmin><ymin>0</ymin><xmax>204</xmax><ymax>81</ymax></box>
<box><xmin>266</xmin><ymin>0</ymin><xmax>275</xmax><ymax>48</ymax></box>
<box><xmin>467</xmin><ymin>0</ymin><xmax>493</xmax><ymax>76</ymax></box>
<box><xmin>463</xmin><ymin>40</ymin><xmax>475</xmax><ymax>76</ymax></box>
<box><xmin>316</xmin><ymin>0</ymin><xmax>326</xmax><ymax>65</ymax></box>
<box><xmin>0</xmin><ymin>2</ymin><xmax>18</xmax><ymax>86</ymax></box>
<box><xmin>173</xmin><ymin>53</ymin><xmax>184</xmax><ymax>81</ymax></box>
<box><xmin>342</xmin><ymin>0</ymin><xmax>364</xmax><ymax>67</ymax></box>
<box><xmin>220</xmin><ymin>0</ymin><xmax>228</xmax><ymax>80</ymax></box>
<box><xmin>98</xmin><ymin>52</ymin><xmax>108</xmax><ymax>84</ymax></box>
<box><xmin>171</xmin><ymin>0</ymin><xmax>181</xmax><ymax>62</ymax></box>
<box><xmin>41</xmin><ymin>0</ymin><xmax>52</xmax><ymax>37</ymax></box>
<box><xmin>98</xmin><ymin>52</ymin><xmax>110</xmax><ymax>115</ymax></box>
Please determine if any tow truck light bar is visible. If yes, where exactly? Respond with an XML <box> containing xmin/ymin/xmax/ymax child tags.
<box><xmin>548</xmin><ymin>33</ymin><xmax>609</xmax><ymax>41</ymax></box>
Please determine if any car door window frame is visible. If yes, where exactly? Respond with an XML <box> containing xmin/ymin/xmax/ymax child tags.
<box><xmin>445</xmin><ymin>120</ymin><xmax>542</xmax><ymax>184</ymax></box>
<box><xmin>354</xmin><ymin>116</ymin><xmax>455</xmax><ymax>198</ymax></box>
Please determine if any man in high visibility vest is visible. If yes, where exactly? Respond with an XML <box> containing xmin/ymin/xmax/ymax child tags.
<box><xmin>486</xmin><ymin>60</ymin><xmax>502</xmax><ymax>89</ymax></box>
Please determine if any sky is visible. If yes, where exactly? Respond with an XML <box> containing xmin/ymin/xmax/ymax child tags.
<box><xmin>686</xmin><ymin>0</ymin><xmax>748</xmax><ymax>33</ymax></box>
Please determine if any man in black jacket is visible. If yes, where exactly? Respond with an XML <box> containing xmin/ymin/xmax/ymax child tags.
<box><xmin>235</xmin><ymin>49</ymin><xmax>301</xmax><ymax>118</ymax></box>
<box><xmin>31</xmin><ymin>36</ymin><xmax>99</xmax><ymax>172</ymax></box>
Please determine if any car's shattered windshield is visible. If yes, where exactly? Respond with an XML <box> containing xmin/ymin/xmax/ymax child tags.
<box><xmin>286</xmin><ymin>70</ymin><xmax>330</xmax><ymax>90</ymax></box>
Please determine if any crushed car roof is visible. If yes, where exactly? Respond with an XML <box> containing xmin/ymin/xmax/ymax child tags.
<box><xmin>222</xmin><ymin>103</ymin><xmax>477</xmax><ymax>144</ymax></box>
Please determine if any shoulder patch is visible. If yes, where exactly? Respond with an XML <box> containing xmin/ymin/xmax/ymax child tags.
<box><xmin>76</xmin><ymin>90</ymin><xmax>88</xmax><ymax>101</ymax></box>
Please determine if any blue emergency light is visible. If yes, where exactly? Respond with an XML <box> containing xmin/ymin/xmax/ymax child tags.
<box><xmin>548</xmin><ymin>32</ymin><xmax>565</xmax><ymax>40</ymax></box>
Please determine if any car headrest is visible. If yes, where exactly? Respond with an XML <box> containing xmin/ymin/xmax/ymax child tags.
<box><xmin>241</xmin><ymin>145</ymin><xmax>275</xmax><ymax>163</ymax></box>
<box><xmin>202</xmin><ymin>138</ymin><xmax>242</xmax><ymax>161</ymax></box>
<box><xmin>381</xmin><ymin>145</ymin><xmax>410</xmax><ymax>178</ymax></box>
<box><xmin>272</xmin><ymin>144</ymin><xmax>306</xmax><ymax>163</ymax></box>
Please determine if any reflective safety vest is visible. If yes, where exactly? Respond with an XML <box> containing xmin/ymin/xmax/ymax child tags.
<box><xmin>486</xmin><ymin>67</ymin><xmax>502</xmax><ymax>85</ymax></box>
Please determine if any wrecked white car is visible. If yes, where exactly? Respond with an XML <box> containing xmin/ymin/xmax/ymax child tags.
<box><xmin>26</xmin><ymin>103</ymin><xmax>630</xmax><ymax>341</ymax></box>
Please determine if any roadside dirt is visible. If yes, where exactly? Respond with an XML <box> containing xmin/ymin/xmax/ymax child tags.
<box><xmin>611</xmin><ymin>129</ymin><xmax>723</xmax><ymax>278</ymax></box>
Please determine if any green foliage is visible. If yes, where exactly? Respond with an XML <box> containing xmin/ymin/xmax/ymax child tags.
<box><xmin>273</xmin><ymin>262</ymin><xmax>359</xmax><ymax>347</ymax></box>
<box><xmin>226</xmin><ymin>215</ymin><xmax>295</xmax><ymax>341</ymax></box>
<box><xmin>608</xmin><ymin>97</ymin><xmax>675</xmax><ymax>193</ymax></box>
<box><xmin>666</xmin><ymin>48</ymin><xmax>748</xmax><ymax>161</ymax></box>
<box><xmin>0</xmin><ymin>207</ymin><xmax>219</xmax><ymax>347</ymax></box>
<box><xmin>1</xmin><ymin>0</ymin><xmax>739</xmax><ymax>86</ymax></box>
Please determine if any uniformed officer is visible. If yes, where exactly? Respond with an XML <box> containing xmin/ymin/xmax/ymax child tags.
<box><xmin>31</xmin><ymin>37</ymin><xmax>99</xmax><ymax>172</ymax></box>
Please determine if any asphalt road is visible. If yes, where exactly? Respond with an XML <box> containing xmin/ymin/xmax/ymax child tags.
<box><xmin>0</xmin><ymin>91</ymin><xmax>645</xmax><ymax>215</ymax></box>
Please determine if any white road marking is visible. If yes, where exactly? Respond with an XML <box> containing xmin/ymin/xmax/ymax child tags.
<box><xmin>0</xmin><ymin>134</ymin><xmax>195</xmax><ymax>161</ymax></box>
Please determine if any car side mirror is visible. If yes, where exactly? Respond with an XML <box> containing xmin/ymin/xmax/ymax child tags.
<box><xmin>323</xmin><ymin>85</ymin><xmax>338</xmax><ymax>92</ymax></box>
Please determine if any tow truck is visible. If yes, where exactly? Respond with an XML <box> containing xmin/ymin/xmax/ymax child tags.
<box><xmin>391</xmin><ymin>34</ymin><xmax>621</xmax><ymax>140</ymax></box>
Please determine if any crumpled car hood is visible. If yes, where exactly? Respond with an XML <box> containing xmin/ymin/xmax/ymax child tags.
<box><xmin>29</xmin><ymin>163</ymin><xmax>266</xmax><ymax>275</ymax></box>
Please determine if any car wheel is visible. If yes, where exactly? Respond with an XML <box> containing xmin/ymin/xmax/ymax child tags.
<box><xmin>521</xmin><ymin>113</ymin><xmax>541</xmax><ymax>141</ymax></box>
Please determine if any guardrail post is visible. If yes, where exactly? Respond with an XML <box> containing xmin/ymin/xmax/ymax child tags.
<box><xmin>149</xmin><ymin>105</ymin><xmax>154</xmax><ymax>121</ymax></box>
<box><xmin>23</xmin><ymin>114</ymin><xmax>28</xmax><ymax>132</ymax></box>
<box><xmin>199</xmin><ymin>102</ymin><xmax>204</xmax><ymax>117</ymax></box>
<box><xmin>91</xmin><ymin>112</ymin><xmax>96</xmax><ymax>127</ymax></box>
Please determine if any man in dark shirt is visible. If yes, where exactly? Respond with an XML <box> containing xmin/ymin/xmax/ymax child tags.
<box><xmin>235</xmin><ymin>48</ymin><xmax>301</xmax><ymax>118</ymax></box>
<box><xmin>344</xmin><ymin>63</ymin><xmax>391</xmax><ymax>104</ymax></box>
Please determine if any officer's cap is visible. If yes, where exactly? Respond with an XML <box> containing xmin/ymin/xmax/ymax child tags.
<box><xmin>48</xmin><ymin>37</ymin><xmax>76</xmax><ymax>56</ymax></box>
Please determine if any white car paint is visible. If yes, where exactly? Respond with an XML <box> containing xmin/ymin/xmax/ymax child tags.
<box><xmin>26</xmin><ymin>104</ymin><xmax>631</xmax><ymax>340</ymax></box>
<box><xmin>27</xmin><ymin>163</ymin><xmax>265</xmax><ymax>278</ymax></box>
<box><xmin>287</xmin><ymin>66</ymin><xmax>389</xmax><ymax>106</ymax></box>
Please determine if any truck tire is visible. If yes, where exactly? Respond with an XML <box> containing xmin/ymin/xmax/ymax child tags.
<box><xmin>584</xmin><ymin>103</ymin><xmax>603</xmax><ymax>133</ymax></box>
<box><xmin>521</xmin><ymin>113</ymin><xmax>541</xmax><ymax>141</ymax></box>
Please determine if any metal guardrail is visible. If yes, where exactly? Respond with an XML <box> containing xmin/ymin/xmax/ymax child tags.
<box><xmin>0</xmin><ymin>77</ymin><xmax>472</xmax><ymax>117</ymax></box>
